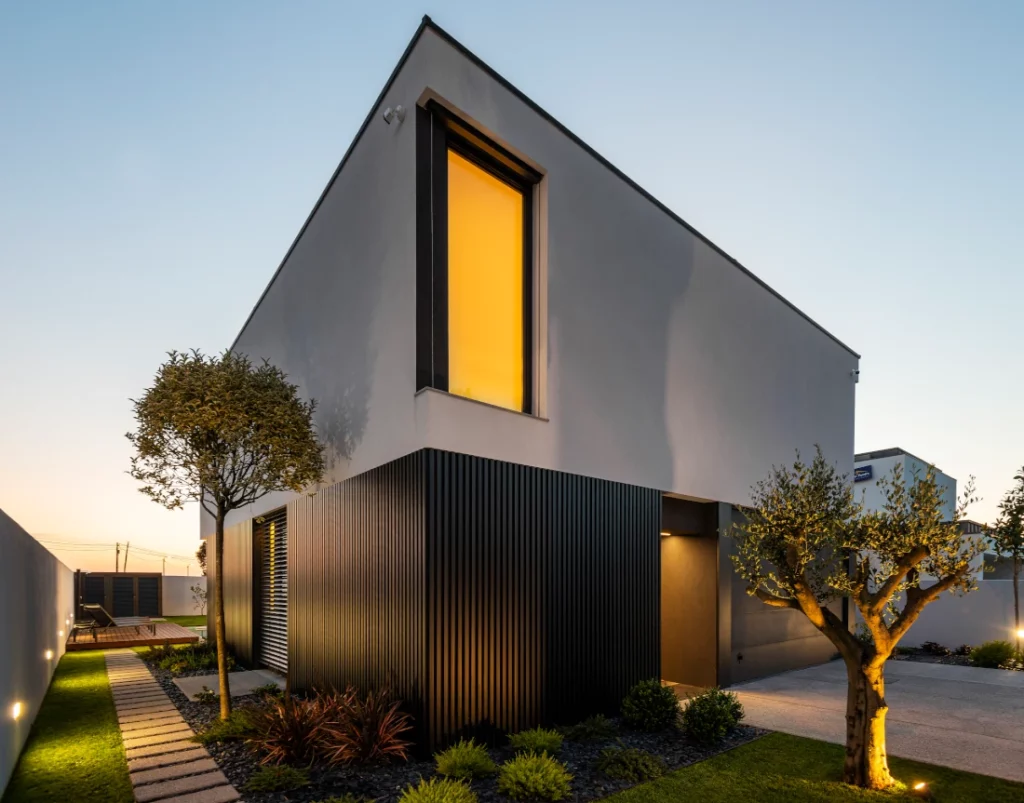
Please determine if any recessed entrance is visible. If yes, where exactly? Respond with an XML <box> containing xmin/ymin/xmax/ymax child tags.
<box><xmin>660</xmin><ymin>497</ymin><xmax>718</xmax><ymax>690</ymax></box>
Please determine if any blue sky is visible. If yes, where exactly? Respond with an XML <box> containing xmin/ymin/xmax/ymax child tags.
<box><xmin>2</xmin><ymin>1</ymin><xmax>1021</xmax><ymax>572</ymax></box>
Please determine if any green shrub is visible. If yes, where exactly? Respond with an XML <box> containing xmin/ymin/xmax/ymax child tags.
<box><xmin>679</xmin><ymin>688</ymin><xmax>743</xmax><ymax>746</ymax></box>
<box><xmin>435</xmin><ymin>738</ymin><xmax>498</xmax><ymax>779</ymax></box>
<box><xmin>243</xmin><ymin>765</ymin><xmax>309</xmax><ymax>793</ymax></box>
<box><xmin>252</xmin><ymin>682</ymin><xmax>284</xmax><ymax>700</ymax></box>
<box><xmin>970</xmin><ymin>640</ymin><xmax>1018</xmax><ymax>668</ymax></box>
<box><xmin>921</xmin><ymin>641</ymin><xmax>950</xmax><ymax>656</ymax></box>
<box><xmin>193</xmin><ymin>685</ymin><xmax>217</xmax><ymax>704</ymax></box>
<box><xmin>398</xmin><ymin>777</ymin><xmax>477</xmax><ymax>803</ymax></box>
<box><xmin>558</xmin><ymin>714</ymin><xmax>616</xmax><ymax>742</ymax></box>
<box><xmin>508</xmin><ymin>727</ymin><xmax>563</xmax><ymax>756</ymax></box>
<box><xmin>595</xmin><ymin>745</ymin><xmax>666</xmax><ymax>782</ymax></box>
<box><xmin>140</xmin><ymin>642</ymin><xmax>232</xmax><ymax>675</ymax></box>
<box><xmin>497</xmin><ymin>753</ymin><xmax>573</xmax><ymax>801</ymax></box>
<box><xmin>953</xmin><ymin>644</ymin><xmax>972</xmax><ymax>656</ymax></box>
<box><xmin>621</xmin><ymin>679</ymin><xmax>679</xmax><ymax>731</ymax></box>
<box><xmin>191</xmin><ymin>709</ymin><xmax>256</xmax><ymax>744</ymax></box>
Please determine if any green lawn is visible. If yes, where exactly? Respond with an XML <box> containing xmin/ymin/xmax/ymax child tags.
<box><xmin>163</xmin><ymin>614</ymin><xmax>207</xmax><ymax>627</ymax></box>
<box><xmin>2</xmin><ymin>651</ymin><xmax>133</xmax><ymax>803</ymax></box>
<box><xmin>605</xmin><ymin>732</ymin><xmax>1024</xmax><ymax>803</ymax></box>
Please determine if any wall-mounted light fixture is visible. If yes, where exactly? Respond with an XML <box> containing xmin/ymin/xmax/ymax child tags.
<box><xmin>660</xmin><ymin>531</ymin><xmax>671</xmax><ymax>537</ymax></box>
<box><xmin>383</xmin><ymin>105</ymin><xmax>406</xmax><ymax>125</ymax></box>
<box><xmin>58</xmin><ymin>630</ymin><xmax>64</xmax><ymax>638</ymax></box>
<box><xmin>11</xmin><ymin>702</ymin><xmax>22</xmax><ymax>720</ymax></box>
<box><xmin>45</xmin><ymin>650</ymin><xmax>54</xmax><ymax>660</ymax></box>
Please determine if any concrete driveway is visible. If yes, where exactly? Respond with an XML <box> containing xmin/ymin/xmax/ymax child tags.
<box><xmin>734</xmin><ymin>659</ymin><xmax>1024</xmax><ymax>783</ymax></box>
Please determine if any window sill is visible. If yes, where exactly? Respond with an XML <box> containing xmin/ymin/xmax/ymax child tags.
<box><xmin>414</xmin><ymin>387</ymin><xmax>548</xmax><ymax>422</ymax></box>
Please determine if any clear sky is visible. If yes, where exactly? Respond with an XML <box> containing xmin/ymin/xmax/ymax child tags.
<box><xmin>2</xmin><ymin>1</ymin><xmax>1021</xmax><ymax>572</ymax></box>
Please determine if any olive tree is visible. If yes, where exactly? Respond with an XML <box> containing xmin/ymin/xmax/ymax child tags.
<box><xmin>731</xmin><ymin>448</ymin><xmax>981</xmax><ymax>790</ymax></box>
<box><xmin>992</xmin><ymin>468</ymin><xmax>1024</xmax><ymax>651</ymax></box>
<box><xmin>128</xmin><ymin>350</ymin><xmax>324</xmax><ymax>719</ymax></box>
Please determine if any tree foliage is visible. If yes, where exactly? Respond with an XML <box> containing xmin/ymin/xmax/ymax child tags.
<box><xmin>196</xmin><ymin>541</ymin><xmax>208</xmax><ymax>575</ymax></box>
<box><xmin>991</xmin><ymin>468</ymin><xmax>1024</xmax><ymax>568</ymax></box>
<box><xmin>127</xmin><ymin>350</ymin><xmax>325</xmax><ymax>516</ymax></box>
<box><xmin>730</xmin><ymin>447</ymin><xmax>983</xmax><ymax>789</ymax></box>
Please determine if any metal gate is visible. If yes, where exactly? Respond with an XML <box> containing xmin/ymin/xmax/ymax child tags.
<box><xmin>257</xmin><ymin>508</ymin><xmax>288</xmax><ymax>673</ymax></box>
<box><xmin>112</xmin><ymin>576</ymin><xmax>135</xmax><ymax>617</ymax></box>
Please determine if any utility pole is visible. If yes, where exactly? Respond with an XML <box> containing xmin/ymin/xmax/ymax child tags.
<box><xmin>115</xmin><ymin>542</ymin><xmax>120</xmax><ymax>572</ymax></box>
<box><xmin>123</xmin><ymin>542</ymin><xmax>130</xmax><ymax>572</ymax></box>
<box><xmin>162</xmin><ymin>556</ymin><xmax>166</xmax><ymax>576</ymax></box>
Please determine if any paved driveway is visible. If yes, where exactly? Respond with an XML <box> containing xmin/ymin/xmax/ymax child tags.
<box><xmin>734</xmin><ymin>659</ymin><xmax>1024</xmax><ymax>782</ymax></box>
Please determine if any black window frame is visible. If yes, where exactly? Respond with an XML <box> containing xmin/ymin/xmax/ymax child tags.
<box><xmin>416</xmin><ymin>101</ymin><xmax>540</xmax><ymax>415</ymax></box>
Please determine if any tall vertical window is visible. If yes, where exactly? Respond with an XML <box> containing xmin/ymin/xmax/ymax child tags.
<box><xmin>417</xmin><ymin>103</ymin><xmax>539</xmax><ymax>414</ymax></box>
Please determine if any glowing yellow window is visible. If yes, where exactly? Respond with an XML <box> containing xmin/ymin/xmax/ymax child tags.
<box><xmin>446</xmin><ymin>149</ymin><xmax>524</xmax><ymax>411</ymax></box>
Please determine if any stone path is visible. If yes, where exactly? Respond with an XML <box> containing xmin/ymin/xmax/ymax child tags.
<box><xmin>105</xmin><ymin>650</ymin><xmax>241</xmax><ymax>803</ymax></box>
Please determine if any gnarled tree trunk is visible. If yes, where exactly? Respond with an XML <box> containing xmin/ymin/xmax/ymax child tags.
<box><xmin>843</xmin><ymin>660</ymin><xmax>892</xmax><ymax>789</ymax></box>
<box><xmin>213</xmin><ymin>507</ymin><xmax>233</xmax><ymax>719</ymax></box>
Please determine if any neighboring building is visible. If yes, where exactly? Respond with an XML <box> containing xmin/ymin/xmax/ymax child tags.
<box><xmin>207</xmin><ymin>17</ymin><xmax>859</xmax><ymax>748</ymax></box>
<box><xmin>854</xmin><ymin>447</ymin><xmax>957</xmax><ymax>521</ymax></box>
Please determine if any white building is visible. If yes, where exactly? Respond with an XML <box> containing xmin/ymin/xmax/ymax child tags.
<box><xmin>854</xmin><ymin>447</ymin><xmax>957</xmax><ymax>520</ymax></box>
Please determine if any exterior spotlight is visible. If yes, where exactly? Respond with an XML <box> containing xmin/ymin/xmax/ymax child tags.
<box><xmin>44</xmin><ymin>650</ymin><xmax>53</xmax><ymax>660</ymax></box>
<box><xmin>1016</xmin><ymin>628</ymin><xmax>1024</xmax><ymax>639</ymax></box>
<box><xmin>11</xmin><ymin>702</ymin><xmax>22</xmax><ymax>720</ymax></box>
<box><xmin>660</xmin><ymin>531</ymin><xmax>671</xmax><ymax>537</ymax></box>
<box><xmin>58</xmin><ymin>630</ymin><xmax>64</xmax><ymax>638</ymax></box>
<box><xmin>382</xmin><ymin>105</ymin><xmax>406</xmax><ymax>125</ymax></box>
<box><xmin>911</xmin><ymin>781</ymin><xmax>933</xmax><ymax>800</ymax></box>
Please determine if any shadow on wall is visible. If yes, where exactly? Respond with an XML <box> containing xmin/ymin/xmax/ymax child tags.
<box><xmin>550</xmin><ymin>165</ymin><xmax>696</xmax><ymax>486</ymax></box>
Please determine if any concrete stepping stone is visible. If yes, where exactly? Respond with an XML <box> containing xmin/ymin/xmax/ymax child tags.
<box><xmin>128</xmin><ymin>746</ymin><xmax>210</xmax><ymax>772</ymax></box>
<box><xmin>130</xmin><ymin>757</ymin><xmax>219</xmax><ymax>786</ymax></box>
<box><xmin>104</xmin><ymin>651</ymin><xmax>242</xmax><ymax>803</ymax></box>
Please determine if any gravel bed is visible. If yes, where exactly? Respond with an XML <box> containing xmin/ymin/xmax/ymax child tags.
<box><xmin>140</xmin><ymin>660</ymin><xmax>766</xmax><ymax>803</ymax></box>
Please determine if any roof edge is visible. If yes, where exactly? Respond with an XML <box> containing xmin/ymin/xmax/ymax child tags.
<box><xmin>232</xmin><ymin>14</ymin><xmax>860</xmax><ymax>360</ymax></box>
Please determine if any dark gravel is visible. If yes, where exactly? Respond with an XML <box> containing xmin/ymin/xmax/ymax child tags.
<box><xmin>890</xmin><ymin>648</ymin><xmax>971</xmax><ymax>666</ymax></box>
<box><xmin>142</xmin><ymin>659</ymin><xmax>766</xmax><ymax>803</ymax></box>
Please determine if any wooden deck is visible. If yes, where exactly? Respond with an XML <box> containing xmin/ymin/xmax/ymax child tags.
<box><xmin>66</xmin><ymin>621</ymin><xmax>199</xmax><ymax>651</ymax></box>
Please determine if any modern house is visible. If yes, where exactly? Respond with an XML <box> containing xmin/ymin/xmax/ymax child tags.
<box><xmin>207</xmin><ymin>16</ymin><xmax>859</xmax><ymax>748</ymax></box>
<box><xmin>854</xmin><ymin>447</ymin><xmax>957</xmax><ymax>521</ymax></box>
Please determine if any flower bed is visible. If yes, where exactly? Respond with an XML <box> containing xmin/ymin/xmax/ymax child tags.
<box><xmin>150</xmin><ymin>670</ymin><xmax>765</xmax><ymax>803</ymax></box>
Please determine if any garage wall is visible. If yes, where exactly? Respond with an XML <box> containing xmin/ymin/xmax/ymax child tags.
<box><xmin>0</xmin><ymin>508</ymin><xmax>75</xmax><ymax>798</ymax></box>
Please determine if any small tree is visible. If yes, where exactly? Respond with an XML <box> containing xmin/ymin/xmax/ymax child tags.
<box><xmin>128</xmin><ymin>350</ymin><xmax>324</xmax><ymax>719</ymax></box>
<box><xmin>196</xmin><ymin>541</ymin><xmax>208</xmax><ymax>576</ymax></box>
<box><xmin>191</xmin><ymin>582</ymin><xmax>208</xmax><ymax>616</ymax></box>
<box><xmin>992</xmin><ymin>468</ymin><xmax>1024</xmax><ymax>652</ymax></box>
<box><xmin>731</xmin><ymin>448</ymin><xmax>982</xmax><ymax>790</ymax></box>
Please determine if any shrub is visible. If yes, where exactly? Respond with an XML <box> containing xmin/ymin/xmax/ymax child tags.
<box><xmin>679</xmin><ymin>688</ymin><xmax>743</xmax><ymax>746</ymax></box>
<box><xmin>508</xmin><ymin>727</ymin><xmax>563</xmax><ymax>756</ymax></box>
<box><xmin>497</xmin><ymin>753</ymin><xmax>573</xmax><ymax>801</ymax></box>
<box><xmin>595</xmin><ymin>745</ymin><xmax>665</xmax><ymax>782</ymax></box>
<box><xmin>193</xmin><ymin>685</ymin><xmax>217</xmax><ymax>704</ymax></box>
<box><xmin>435</xmin><ymin>738</ymin><xmax>498</xmax><ymax>779</ymax></box>
<box><xmin>320</xmin><ymin>685</ymin><xmax>414</xmax><ymax>766</ymax></box>
<box><xmin>252</xmin><ymin>682</ymin><xmax>284</xmax><ymax>700</ymax></box>
<box><xmin>558</xmin><ymin>714</ymin><xmax>616</xmax><ymax>742</ymax></box>
<box><xmin>621</xmin><ymin>679</ymin><xmax>679</xmax><ymax>731</ymax></box>
<box><xmin>191</xmin><ymin>709</ymin><xmax>256</xmax><ymax>745</ymax></box>
<box><xmin>141</xmin><ymin>642</ymin><xmax>232</xmax><ymax>675</ymax></box>
<box><xmin>243</xmin><ymin>765</ymin><xmax>309</xmax><ymax>793</ymax></box>
<box><xmin>399</xmin><ymin>777</ymin><xmax>477</xmax><ymax>803</ymax></box>
<box><xmin>970</xmin><ymin>640</ymin><xmax>1018</xmax><ymax>668</ymax></box>
<box><xmin>953</xmin><ymin>644</ymin><xmax>972</xmax><ymax>656</ymax></box>
<box><xmin>246</xmin><ymin>691</ymin><xmax>338</xmax><ymax>765</ymax></box>
<box><xmin>921</xmin><ymin>641</ymin><xmax>951</xmax><ymax>656</ymax></box>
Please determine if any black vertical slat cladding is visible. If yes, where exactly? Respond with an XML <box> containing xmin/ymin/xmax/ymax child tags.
<box><xmin>220</xmin><ymin>519</ymin><xmax>254</xmax><ymax>666</ymax></box>
<box><xmin>287</xmin><ymin>452</ymin><xmax>428</xmax><ymax>745</ymax></box>
<box><xmin>424</xmin><ymin>448</ymin><xmax>661</xmax><ymax>746</ymax></box>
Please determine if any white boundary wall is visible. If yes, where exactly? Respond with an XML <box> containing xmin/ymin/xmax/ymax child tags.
<box><xmin>162</xmin><ymin>575</ymin><xmax>206</xmax><ymax>617</ymax></box>
<box><xmin>0</xmin><ymin>508</ymin><xmax>75</xmax><ymax>796</ymax></box>
<box><xmin>899</xmin><ymin>581</ymin><xmax>1019</xmax><ymax>649</ymax></box>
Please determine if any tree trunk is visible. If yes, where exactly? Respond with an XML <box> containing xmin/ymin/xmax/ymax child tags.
<box><xmin>213</xmin><ymin>507</ymin><xmax>233</xmax><ymax>719</ymax></box>
<box><xmin>843</xmin><ymin>660</ymin><xmax>893</xmax><ymax>789</ymax></box>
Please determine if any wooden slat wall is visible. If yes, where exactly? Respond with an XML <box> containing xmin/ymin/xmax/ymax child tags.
<box><xmin>424</xmin><ymin>449</ymin><xmax>661</xmax><ymax>747</ymax></box>
<box><xmin>287</xmin><ymin>452</ymin><xmax>427</xmax><ymax>735</ymax></box>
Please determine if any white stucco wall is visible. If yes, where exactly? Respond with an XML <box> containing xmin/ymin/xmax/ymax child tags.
<box><xmin>163</xmin><ymin>575</ymin><xmax>206</xmax><ymax>617</ymax></box>
<box><xmin>210</xmin><ymin>24</ymin><xmax>857</xmax><ymax>534</ymax></box>
<box><xmin>854</xmin><ymin>452</ymin><xmax>956</xmax><ymax>521</ymax></box>
<box><xmin>0</xmin><ymin>509</ymin><xmax>75</xmax><ymax>797</ymax></box>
